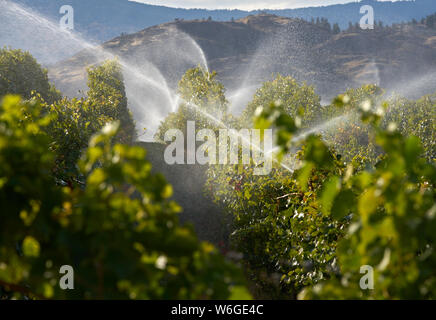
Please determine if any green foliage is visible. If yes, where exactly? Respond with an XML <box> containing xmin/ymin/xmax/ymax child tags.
<box><xmin>155</xmin><ymin>66</ymin><xmax>228</xmax><ymax>142</ymax></box>
<box><xmin>0</xmin><ymin>48</ymin><xmax>61</xmax><ymax>104</ymax></box>
<box><xmin>321</xmin><ymin>85</ymin><xmax>385</xmax><ymax>164</ymax></box>
<box><xmin>0</xmin><ymin>51</ymin><xmax>136</xmax><ymax>185</ymax></box>
<box><xmin>322</xmin><ymin>85</ymin><xmax>435</xmax><ymax>164</ymax></box>
<box><xmin>0</xmin><ymin>96</ymin><xmax>249</xmax><ymax>299</ymax></box>
<box><xmin>258</xmin><ymin>93</ymin><xmax>436</xmax><ymax>299</ymax></box>
<box><xmin>43</xmin><ymin>60</ymin><xmax>139</xmax><ymax>185</ymax></box>
<box><xmin>206</xmin><ymin>161</ymin><xmax>346</xmax><ymax>298</ymax></box>
<box><xmin>45</xmin><ymin>96</ymin><xmax>111</xmax><ymax>186</ymax></box>
<box><xmin>207</xmin><ymin>100</ymin><xmax>345</xmax><ymax>298</ymax></box>
<box><xmin>87</xmin><ymin>60</ymin><xmax>136</xmax><ymax>144</ymax></box>
<box><xmin>207</xmin><ymin>76</ymin><xmax>435</xmax><ymax>299</ymax></box>
<box><xmin>177</xmin><ymin>66</ymin><xmax>228</xmax><ymax>115</ymax></box>
<box><xmin>241</xmin><ymin>74</ymin><xmax>321</xmax><ymax>129</ymax></box>
<box><xmin>300</xmin><ymin>131</ymin><xmax>436</xmax><ymax>299</ymax></box>
<box><xmin>383</xmin><ymin>94</ymin><xmax>435</xmax><ymax>162</ymax></box>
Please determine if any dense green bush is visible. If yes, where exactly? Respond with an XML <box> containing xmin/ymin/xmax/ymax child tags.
<box><xmin>0</xmin><ymin>95</ymin><xmax>249</xmax><ymax>299</ymax></box>
<box><xmin>383</xmin><ymin>94</ymin><xmax>435</xmax><ymax>162</ymax></box>
<box><xmin>46</xmin><ymin>60</ymin><xmax>137</xmax><ymax>185</ymax></box>
<box><xmin>155</xmin><ymin>66</ymin><xmax>229</xmax><ymax>142</ymax></box>
<box><xmin>321</xmin><ymin>85</ymin><xmax>435</xmax><ymax>164</ymax></box>
<box><xmin>206</xmin><ymin>77</ymin><xmax>340</xmax><ymax>298</ymax></box>
<box><xmin>206</xmin><ymin>159</ymin><xmax>346</xmax><ymax>298</ymax></box>
<box><xmin>240</xmin><ymin>74</ymin><xmax>321</xmax><ymax>128</ymax></box>
<box><xmin>320</xmin><ymin>84</ymin><xmax>384</xmax><ymax>164</ymax></box>
<box><xmin>86</xmin><ymin>60</ymin><xmax>136</xmax><ymax>145</ymax></box>
<box><xmin>0</xmin><ymin>48</ymin><xmax>61</xmax><ymax>104</ymax></box>
<box><xmin>256</xmin><ymin>95</ymin><xmax>436</xmax><ymax>299</ymax></box>
<box><xmin>207</xmin><ymin>77</ymin><xmax>435</xmax><ymax>299</ymax></box>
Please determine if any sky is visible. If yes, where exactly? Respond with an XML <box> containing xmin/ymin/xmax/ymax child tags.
<box><xmin>129</xmin><ymin>0</ymin><xmax>398</xmax><ymax>11</ymax></box>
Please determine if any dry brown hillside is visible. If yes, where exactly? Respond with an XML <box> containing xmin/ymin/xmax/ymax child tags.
<box><xmin>49</xmin><ymin>13</ymin><xmax>436</xmax><ymax>108</ymax></box>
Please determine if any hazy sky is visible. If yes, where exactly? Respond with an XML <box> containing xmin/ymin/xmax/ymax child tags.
<box><xmin>130</xmin><ymin>0</ymin><xmax>398</xmax><ymax>10</ymax></box>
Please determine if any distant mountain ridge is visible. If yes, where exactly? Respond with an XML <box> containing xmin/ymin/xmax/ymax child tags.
<box><xmin>10</xmin><ymin>0</ymin><xmax>436</xmax><ymax>42</ymax></box>
<box><xmin>49</xmin><ymin>13</ymin><xmax>436</xmax><ymax>109</ymax></box>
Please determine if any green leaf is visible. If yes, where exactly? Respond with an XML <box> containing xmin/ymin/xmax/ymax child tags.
<box><xmin>321</xmin><ymin>176</ymin><xmax>341</xmax><ymax>215</ymax></box>
<box><xmin>358</xmin><ymin>188</ymin><xmax>379</xmax><ymax>219</ymax></box>
<box><xmin>229</xmin><ymin>286</ymin><xmax>252</xmax><ymax>300</ymax></box>
<box><xmin>22</xmin><ymin>236</ymin><xmax>40</xmax><ymax>257</ymax></box>
<box><xmin>404</xmin><ymin>135</ymin><xmax>422</xmax><ymax>166</ymax></box>
<box><xmin>331</xmin><ymin>190</ymin><xmax>355</xmax><ymax>220</ymax></box>
<box><xmin>161</xmin><ymin>184</ymin><xmax>173</xmax><ymax>199</ymax></box>
<box><xmin>297</xmin><ymin>162</ymin><xmax>314</xmax><ymax>191</ymax></box>
<box><xmin>304</xmin><ymin>136</ymin><xmax>334</xmax><ymax>169</ymax></box>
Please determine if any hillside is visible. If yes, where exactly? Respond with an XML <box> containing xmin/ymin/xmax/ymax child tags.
<box><xmin>49</xmin><ymin>13</ymin><xmax>436</xmax><ymax>112</ymax></box>
<box><xmin>9</xmin><ymin>0</ymin><xmax>436</xmax><ymax>42</ymax></box>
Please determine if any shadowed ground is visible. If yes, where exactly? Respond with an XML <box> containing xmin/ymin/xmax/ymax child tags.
<box><xmin>138</xmin><ymin>142</ymin><xmax>230</xmax><ymax>247</ymax></box>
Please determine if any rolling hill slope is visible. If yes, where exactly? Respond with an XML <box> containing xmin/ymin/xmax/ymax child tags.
<box><xmin>9</xmin><ymin>0</ymin><xmax>436</xmax><ymax>42</ymax></box>
<box><xmin>49</xmin><ymin>13</ymin><xmax>436</xmax><ymax>110</ymax></box>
